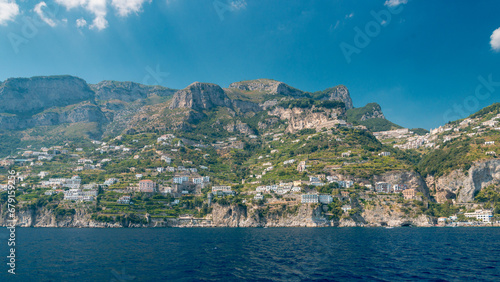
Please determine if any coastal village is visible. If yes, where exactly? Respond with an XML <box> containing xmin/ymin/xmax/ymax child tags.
<box><xmin>1</xmin><ymin>125</ymin><xmax>497</xmax><ymax>227</ymax></box>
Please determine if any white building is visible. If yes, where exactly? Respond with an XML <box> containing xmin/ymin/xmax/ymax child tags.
<box><xmin>161</xmin><ymin>155</ymin><xmax>172</xmax><ymax>164</ymax></box>
<box><xmin>254</xmin><ymin>193</ymin><xmax>264</xmax><ymax>200</ymax></box>
<box><xmin>301</xmin><ymin>194</ymin><xmax>319</xmax><ymax>203</ymax></box>
<box><xmin>117</xmin><ymin>196</ymin><xmax>131</xmax><ymax>204</ymax></box>
<box><xmin>173</xmin><ymin>176</ymin><xmax>189</xmax><ymax>184</ymax></box>
<box><xmin>318</xmin><ymin>194</ymin><xmax>333</xmax><ymax>204</ymax></box>
<box><xmin>104</xmin><ymin>178</ymin><xmax>119</xmax><ymax>186</ymax></box>
<box><xmin>464</xmin><ymin>210</ymin><xmax>493</xmax><ymax>222</ymax></box>
<box><xmin>342</xmin><ymin>205</ymin><xmax>352</xmax><ymax>213</ymax></box>
<box><xmin>375</xmin><ymin>182</ymin><xmax>391</xmax><ymax>193</ymax></box>
<box><xmin>38</xmin><ymin>171</ymin><xmax>49</xmax><ymax>179</ymax></box>
<box><xmin>192</xmin><ymin>176</ymin><xmax>210</xmax><ymax>184</ymax></box>
<box><xmin>212</xmin><ymin>186</ymin><xmax>232</xmax><ymax>192</ymax></box>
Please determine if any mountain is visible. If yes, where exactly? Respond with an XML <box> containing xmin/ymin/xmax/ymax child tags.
<box><xmin>0</xmin><ymin>76</ymin><xmax>94</xmax><ymax>115</ymax></box>
<box><xmin>0</xmin><ymin>76</ymin><xmax>408</xmax><ymax>157</ymax></box>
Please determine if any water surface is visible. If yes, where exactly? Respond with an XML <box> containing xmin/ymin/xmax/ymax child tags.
<box><xmin>0</xmin><ymin>227</ymin><xmax>499</xmax><ymax>281</ymax></box>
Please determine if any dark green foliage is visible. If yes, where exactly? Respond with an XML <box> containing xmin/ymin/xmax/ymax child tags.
<box><xmin>475</xmin><ymin>185</ymin><xmax>499</xmax><ymax>203</ymax></box>
<box><xmin>424</xmin><ymin>202</ymin><xmax>459</xmax><ymax>218</ymax></box>
<box><xmin>357</xmin><ymin>118</ymin><xmax>402</xmax><ymax>132</ymax></box>
<box><xmin>327</xmin><ymin>198</ymin><xmax>343</xmax><ymax>220</ymax></box>
<box><xmin>55</xmin><ymin>207</ymin><xmax>76</xmax><ymax>218</ymax></box>
<box><xmin>309</xmin><ymin>86</ymin><xmax>344</xmax><ymax>100</ymax></box>
<box><xmin>277</xmin><ymin>98</ymin><xmax>345</xmax><ymax>110</ymax></box>
<box><xmin>346</xmin><ymin>103</ymin><xmax>382</xmax><ymax>121</ymax></box>
<box><xmin>417</xmin><ymin>140</ymin><xmax>471</xmax><ymax>177</ymax></box>
<box><xmin>470</xmin><ymin>103</ymin><xmax>500</xmax><ymax>119</ymax></box>
<box><xmin>346</xmin><ymin>103</ymin><xmax>403</xmax><ymax>132</ymax></box>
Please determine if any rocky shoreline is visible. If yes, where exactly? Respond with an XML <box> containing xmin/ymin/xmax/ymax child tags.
<box><xmin>1</xmin><ymin>203</ymin><xmax>440</xmax><ymax>228</ymax></box>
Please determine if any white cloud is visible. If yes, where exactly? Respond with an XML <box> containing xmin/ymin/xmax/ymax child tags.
<box><xmin>384</xmin><ymin>0</ymin><xmax>408</xmax><ymax>7</ymax></box>
<box><xmin>35</xmin><ymin>2</ymin><xmax>57</xmax><ymax>27</ymax></box>
<box><xmin>54</xmin><ymin>0</ymin><xmax>149</xmax><ymax>30</ymax></box>
<box><xmin>491</xmin><ymin>27</ymin><xmax>500</xmax><ymax>52</ymax></box>
<box><xmin>111</xmin><ymin>0</ymin><xmax>150</xmax><ymax>17</ymax></box>
<box><xmin>76</xmin><ymin>17</ymin><xmax>87</xmax><ymax>27</ymax></box>
<box><xmin>55</xmin><ymin>0</ymin><xmax>106</xmax><ymax>29</ymax></box>
<box><xmin>87</xmin><ymin>0</ymin><xmax>107</xmax><ymax>30</ymax></box>
<box><xmin>56</xmin><ymin>0</ymin><xmax>87</xmax><ymax>9</ymax></box>
<box><xmin>0</xmin><ymin>0</ymin><xmax>20</xmax><ymax>25</ymax></box>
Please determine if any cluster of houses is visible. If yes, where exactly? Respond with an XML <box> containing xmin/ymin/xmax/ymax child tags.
<box><xmin>41</xmin><ymin>175</ymin><xmax>82</xmax><ymax>189</ymax></box>
<box><xmin>95</xmin><ymin>143</ymin><xmax>132</xmax><ymax>154</ymax></box>
<box><xmin>156</xmin><ymin>166</ymin><xmax>199</xmax><ymax>173</ymax></box>
<box><xmin>133</xmin><ymin>174</ymin><xmax>211</xmax><ymax>196</ymax></box>
<box><xmin>373</xmin><ymin>128</ymin><xmax>436</xmax><ymax>150</ymax></box>
<box><xmin>157</xmin><ymin>134</ymin><xmax>176</xmax><ymax>143</ymax></box>
<box><xmin>255</xmin><ymin>183</ymin><xmax>302</xmax><ymax>195</ymax></box>
<box><xmin>413</xmin><ymin>114</ymin><xmax>500</xmax><ymax>152</ymax></box>
<box><xmin>211</xmin><ymin>186</ymin><xmax>235</xmax><ymax>196</ymax></box>
<box><xmin>39</xmin><ymin>175</ymin><xmax>99</xmax><ymax>202</ymax></box>
<box><xmin>375</xmin><ymin>182</ymin><xmax>418</xmax><ymax>199</ymax></box>
<box><xmin>61</xmin><ymin>188</ymin><xmax>98</xmax><ymax>201</ymax></box>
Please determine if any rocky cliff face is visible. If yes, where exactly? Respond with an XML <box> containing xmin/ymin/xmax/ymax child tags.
<box><xmin>0</xmin><ymin>103</ymin><xmax>108</xmax><ymax>130</ymax></box>
<box><xmin>170</xmin><ymin>82</ymin><xmax>231</xmax><ymax>110</ymax></box>
<box><xmin>209</xmin><ymin>203</ymin><xmax>330</xmax><ymax>227</ymax></box>
<box><xmin>316</xmin><ymin>85</ymin><xmax>354</xmax><ymax>110</ymax></box>
<box><xmin>269</xmin><ymin>106</ymin><xmax>343</xmax><ymax>133</ymax></box>
<box><xmin>229</xmin><ymin>79</ymin><xmax>304</xmax><ymax>98</ymax></box>
<box><xmin>0</xmin><ymin>76</ymin><xmax>94</xmax><ymax>115</ymax></box>
<box><xmin>33</xmin><ymin>104</ymin><xmax>109</xmax><ymax>126</ymax></box>
<box><xmin>91</xmin><ymin>81</ymin><xmax>175</xmax><ymax>102</ymax></box>
<box><xmin>373</xmin><ymin>170</ymin><xmax>429</xmax><ymax>196</ymax></box>
<box><xmin>230</xmin><ymin>99</ymin><xmax>262</xmax><ymax>113</ymax></box>
<box><xmin>429</xmin><ymin>159</ymin><xmax>500</xmax><ymax>203</ymax></box>
<box><xmin>361</xmin><ymin>206</ymin><xmax>433</xmax><ymax>227</ymax></box>
<box><xmin>1</xmin><ymin>200</ymin><xmax>435</xmax><ymax>228</ymax></box>
<box><xmin>224</xmin><ymin>121</ymin><xmax>254</xmax><ymax>135</ymax></box>
<box><xmin>359</xmin><ymin>103</ymin><xmax>385</xmax><ymax>120</ymax></box>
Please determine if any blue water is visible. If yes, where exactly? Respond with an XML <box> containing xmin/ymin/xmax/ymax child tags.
<box><xmin>0</xmin><ymin>227</ymin><xmax>499</xmax><ymax>281</ymax></box>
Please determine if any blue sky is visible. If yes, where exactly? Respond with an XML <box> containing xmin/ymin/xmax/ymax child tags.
<box><xmin>0</xmin><ymin>0</ymin><xmax>499</xmax><ymax>130</ymax></box>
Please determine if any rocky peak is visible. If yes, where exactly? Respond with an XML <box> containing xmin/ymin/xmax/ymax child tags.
<box><xmin>315</xmin><ymin>85</ymin><xmax>354</xmax><ymax>110</ymax></box>
<box><xmin>0</xmin><ymin>75</ymin><xmax>94</xmax><ymax>115</ymax></box>
<box><xmin>229</xmin><ymin>79</ymin><xmax>304</xmax><ymax>97</ymax></box>
<box><xmin>359</xmin><ymin>103</ymin><xmax>385</xmax><ymax>120</ymax></box>
<box><xmin>169</xmin><ymin>82</ymin><xmax>230</xmax><ymax>110</ymax></box>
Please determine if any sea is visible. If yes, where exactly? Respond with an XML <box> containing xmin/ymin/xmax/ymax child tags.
<box><xmin>0</xmin><ymin>227</ymin><xmax>499</xmax><ymax>281</ymax></box>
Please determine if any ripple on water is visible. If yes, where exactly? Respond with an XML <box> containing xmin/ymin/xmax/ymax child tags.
<box><xmin>0</xmin><ymin>227</ymin><xmax>498</xmax><ymax>281</ymax></box>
